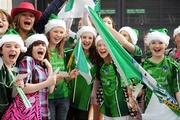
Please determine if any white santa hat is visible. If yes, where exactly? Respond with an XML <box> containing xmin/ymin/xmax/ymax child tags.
<box><xmin>76</xmin><ymin>26</ymin><xmax>97</xmax><ymax>39</ymax></box>
<box><xmin>95</xmin><ymin>35</ymin><xmax>103</xmax><ymax>46</ymax></box>
<box><xmin>0</xmin><ymin>29</ymin><xmax>27</xmax><ymax>52</ymax></box>
<box><xmin>119</xmin><ymin>26</ymin><xmax>138</xmax><ymax>45</ymax></box>
<box><xmin>25</xmin><ymin>34</ymin><xmax>49</xmax><ymax>48</ymax></box>
<box><xmin>146</xmin><ymin>31</ymin><xmax>170</xmax><ymax>46</ymax></box>
<box><xmin>45</xmin><ymin>14</ymin><xmax>66</xmax><ymax>34</ymax></box>
<box><xmin>173</xmin><ymin>26</ymin><xmax>180</xmax><ymax>38</ymax></box>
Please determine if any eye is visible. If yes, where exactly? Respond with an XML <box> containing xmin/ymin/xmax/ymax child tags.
<box><xmin>88</xmin><ymin>37</ymin><xmax>93</xmax><ymax>40</ymax></box>
<box><xmin>15</xmin><ymin>44</ymin><xmax>20</xmax><ymax>48</ymax></box>
<box><xmin>82</xmin><ymin>36</ymin><xmax>87</xmax><ymax>39</ymax></box>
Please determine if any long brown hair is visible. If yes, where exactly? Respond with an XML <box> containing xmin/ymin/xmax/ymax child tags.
<box><xmin>46</xmin><ymin>32</ymin><xmax>65</xmax><ymax>58</ymax></box>
<box><xmin>13</xmin><ymin>13</ymin><xmax>35</xmax><ymax>33</ymax></box>
<box><xmin>17</xmin><ymin>41</ymin><xmax>49</xmax><ymax>65</ymax></box>
<box><xmin>0</xmin><ymin>9</ymin><xmax>12</xmax><ymax>29</ymax></box>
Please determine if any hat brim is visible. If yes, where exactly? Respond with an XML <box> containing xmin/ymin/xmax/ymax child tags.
<box><xmin>11</xmin><ymin>8</ymin><xmax>42</xmax><ymax>21</ymax></box>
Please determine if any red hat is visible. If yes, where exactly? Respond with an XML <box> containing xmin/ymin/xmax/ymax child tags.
<box><xmin>11</xmin><ymin>2</ymin><xmax>42</xmax><ymax>21</ymax></box>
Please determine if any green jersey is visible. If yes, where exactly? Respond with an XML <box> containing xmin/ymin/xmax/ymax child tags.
<box><xmin>142</xmin><ymin>56</ymin><xmax>180</xmax><ymax>108</ymax></box>
<box><xmin>100</xmin><ymin>63</ymin><xmax>129</xmax><ymax>117</ymax></box>
<box><xmin>48</xmin><ymin>48</ymin><xmax>69</xmax><ymax>99</ymax></box>
<box><xmin>0</xmin><ymin>58</ymin><xmax>13</xmax><ymax>118</ymax></box>
<box><xmin>68</xmin><ymin>56</ymin><xmax>97</xmax><ymax>111</ymax></box>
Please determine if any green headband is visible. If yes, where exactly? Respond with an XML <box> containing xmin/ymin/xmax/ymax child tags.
<box><xmin>48</xmin><ymin>13</ymin><xmax>59</xmax><ymax>20</ymax></box>
<box><xmin>149</xmin><ymin>28</ymin><xmax>168</xmax><ymax>34</ymax></box>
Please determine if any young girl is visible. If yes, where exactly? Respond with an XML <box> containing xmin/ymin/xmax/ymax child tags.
<box><xmin>95</xmin><ymin>35</ymin><xmax>136</xmax><ymax>120</ymax></box>
<box><xmin>0</xmin><ymin>29</ymin><xmax>26</xmax><ymax>119</ymax></box>
<box><xmin>118</xmin><ymin>26</ymin><xmax>142</xmax><ymax>63</ymax></box>
<box><xmin>102</xmin><ymin>16</ymin><xmax>115</xmax><ymax>28</ymax></box>
<box><xmin>11</xmin><ymin>0</ymin><xmax>66</xmax><ymax>40</ymax></box>
<box><xmin>0</xmin><ymin>9</ymin><xmax>12</xmax><ymax>37</ymax></box>
<box><xmin>2</xmin><ymin>34</ymin><xmax>56</xmax><ymax>120</ymax></box>
<box><xmin>67</xmin><ymin>26</ymin><xmax>98</xmax><ymax>120</ymax></box>
<box><xmin>45</xmin><ymin>14</ymin><xmax>69</xmax><ymax>120</ymax></box>
<box><xmin>142</xmin><ymin>29</ymin><xmax>180</xmax><ymax>119</ymax></box>
<box><xmin>166</xmin><ymin>26</ymin><xmax>180</xmax><ymax>63</ymax></box>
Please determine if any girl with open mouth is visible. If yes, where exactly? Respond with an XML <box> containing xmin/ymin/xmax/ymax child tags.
<box><xmin>0</xmin><ymin>29</ymin><xmax>26</xmax><ymax>119</ymax></box>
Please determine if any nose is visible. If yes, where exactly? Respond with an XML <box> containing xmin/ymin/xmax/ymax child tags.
<box><xmin>154</xmin><ymin>43</ymin><xmax>160</xmax><ymax>47</ymax></box>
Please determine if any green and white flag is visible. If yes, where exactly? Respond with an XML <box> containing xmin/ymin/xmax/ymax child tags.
<box><xmin>58</xmin><ymin>0</ymin><xmax>95</xmax><ymax>18</ymax></box>
<box><xmin>74</xmin><ymin>39</ymin><xmax>92</xmax><ymax>85</ymax></box>
<box><xmin>87</xmin><ymin>7</ymin><xmax>180</xmax><ymax>119</ymax></box>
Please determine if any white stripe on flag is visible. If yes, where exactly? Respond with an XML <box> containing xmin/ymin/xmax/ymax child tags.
<box><xmin>142</xmin><ymin>94</ymin><xmax>179</xmax><ymax>120</ymax></box>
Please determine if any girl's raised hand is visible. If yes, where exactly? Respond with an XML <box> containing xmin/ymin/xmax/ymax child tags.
<box><xmin>42</xmin><ymin>59</ymin><xmax>53</xmax><ymax>74</ymax></box>
<box><xmin>69</xmin><ymin>68</ymin><xmax>79</xmax><ymax>79</ymax></box>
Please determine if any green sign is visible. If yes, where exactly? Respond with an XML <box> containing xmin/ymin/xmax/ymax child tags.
<box><xmin>100</xmin><ymin>9</ymin><xmax>116</xmax><ymax>14</ymax></box>
<box><xmin>126</xmin><ymin>9</ymin><xmax>145</xmax><ymax>14</ymax></box>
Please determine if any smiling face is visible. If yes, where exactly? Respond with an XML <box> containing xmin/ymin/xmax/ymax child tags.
<box><xmin>18</xmin><ymin>12</ymin><xmax>35</xmax><ymax>32</ymax></box>
<box><xmin>80</xmin><ymin>32</ymin><xmax>94</xmax><ymax>50</ymax></box>
<box><xmin>1</xmin><ymin>42</ymin><xmax>21</xmax><ymax>67</ymax></box>
<box><xmin>49</xmin><ymin>27</ymin><xmax>66</xmax><ymax>46</ymax></box>
<box><xmin>96</xmin><ymin>39</ymin><xmax>109</xmax><ymax>59</ymax></box>
<box><xmin>149</xmin><ymin>40</ymin><xmax>166</xmax><ymax>57</ymax></box>
<box><xmin>32</xmin><ymin>41</ymin><xmax>47</xmax><ymax>62</ymax></box>
<box><xmin>0</xmin><ymin>13</ymin><xmax>9</xmax><ymax>36</ymax></box>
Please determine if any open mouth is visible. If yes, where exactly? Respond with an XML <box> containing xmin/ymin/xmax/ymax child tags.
<box><xmin>9</xmin><ymin>54</ymin><xmax>16</xmax><ymax>59</ymax></box>
<box><xmin>83</xmin><ymin>42</ymin><xmax>90</xmax><ymax>46</ymax></box>
<box><xmin>37</xmin><ymin>51</ymin><xmax>44</xmax><ymax>55</ymax></box>
<box><xmin>100</xmin><ymin>51</ymin><xmax>106</xmax><ymax>54</ymax></box>
<box><xmin>0</xmin><ymin>25</ymin><xmax>3</xmax><ymax>28</ymax></box>
<box><xmin>24</xmin><ymin>21</ymin><xmax>31</xmax><ymax>26</ymax></box>
<box><xmin>153</xmin><ymin>49</ymin><xmax>161</xmax><ymax>52</ymax></box>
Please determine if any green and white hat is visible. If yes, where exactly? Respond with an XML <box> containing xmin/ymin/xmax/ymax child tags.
<box><xmin>119</xmin><ymin>26</ymin><xmax>138</xmax><ymax>45</ymax></box>
<box><xmin>146</xmin><ymin>28</ymin><xmax>170</xmax><ymax>46</ymax></box>
<box><xmin>45</xmin><ymin>14</ymin><xmax>66</xmax><ymax>34</ymax></box>
<box><xmin>95</xmin><ymin>35</ymin><xmax>103</xmax><ymax>46</ymax></box>
<box><xmin>25</xmin><ymin>34</ymin><xmax>49</xmax><ymax>48</ymax></box>
<box><xmin>77</xmin><ymin>26</ymin><xmax>97</xmax><ymax>39</ymax></box>
<box><xmin>0</xmin><ymin>29</ymin><xmax>27</xmax><ymax>52</ymax></box>
<box><xmin>173</xmin><ymin>26</ymin><xmax>180</xmax><ymax>38</ymax></box>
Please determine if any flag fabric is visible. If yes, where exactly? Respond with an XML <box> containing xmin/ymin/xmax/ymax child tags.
<box><xmin>73</xmin><ymin>39</ymin><xmax>92</xmax><ymax>85</ymax></box>
<box><xmin>65</xmin><ymin>0</ymin><xmax>74</xmax><ymax>12</ymax></box>
<box><xmin>58</xmin><ymin>0</ymin><xmax>95</xmax><ymax>19</ymax></box>
<box><xmin>94</xmin><ymin>0</ymin><xmax>101</xmax><ymax>13</ymax></box>
<box><xmin>142</xmin><ymin>94</ymin><xmax>179</xmax><ymax>120</ymax></box>
<box><xmin>87</xmin><ymin>6</ymin><xmax>180</xmax><ymax>118</ymax></box>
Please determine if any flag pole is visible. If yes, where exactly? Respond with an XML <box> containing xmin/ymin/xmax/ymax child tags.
<box><xmin>72</xmin><ymin>77</ymin><xmax>77</xmax><ymax>102</ymax></box>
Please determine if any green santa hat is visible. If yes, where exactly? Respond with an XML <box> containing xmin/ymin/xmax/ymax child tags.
<box><xmin>146</xmin><ymin>28</ymin><xmax>170</xmax><ymax>46</ymax></box>
<box><xmin>0</xmin><ymin>29</ymin><xmax>27</xmax><ymax>52</ymax></box>
<box><xmin>45</xmin><ymin>14</ymin><xmax>66</xmax><ymax>34</ymax></box>
<box><xmin>25</xmin><ymin>34</ymin><xmax>49</xmax><ymax>48</ymax></box>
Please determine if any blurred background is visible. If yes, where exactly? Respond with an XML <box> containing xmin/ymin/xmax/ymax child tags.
<box><xmin>1</xmin><ymin>0</ymin><xmax>180</xmax><ymax>53</ymax></box>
